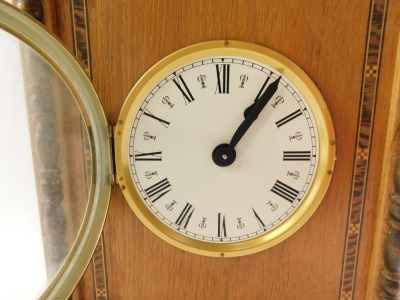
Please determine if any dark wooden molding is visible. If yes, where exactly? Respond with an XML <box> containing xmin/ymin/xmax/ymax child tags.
<box><xmin>70</xmin><ymin>1</ymin><xmax>109</xmax><ymax>299</ymax></box>
<box><xmin>339</xmin><ymin>0</ymin><xmax>389</xmax><ymax>298</ymax></box>
<box><xmin>380</xmin><ymin>134</ymin><xmax>400</xmax><ymax>299</ymax></box>
<box><xmin>15</xmin><ymin>0</ymin><xmax>43</xmax><ymax>22</ymax></box>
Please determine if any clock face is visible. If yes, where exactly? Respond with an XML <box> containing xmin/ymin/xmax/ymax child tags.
<box><xmin>115</xmin><ymin>41</ymin><xmax>335</xmax><ymax>257</ymax></box>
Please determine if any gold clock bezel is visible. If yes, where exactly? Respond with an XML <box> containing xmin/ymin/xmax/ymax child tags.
<box><xmin>115</xmin><ymin>40</ymin><xmax>336</xmax><ymax>257</ymax></box>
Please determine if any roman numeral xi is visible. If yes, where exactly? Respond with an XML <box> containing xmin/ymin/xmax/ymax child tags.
<box><xmin>173</xmin><ymin>75</ymin><xmax>195</xmax><ymax>104</ymax></box>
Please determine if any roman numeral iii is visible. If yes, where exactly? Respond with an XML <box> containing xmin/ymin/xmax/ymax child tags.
<box><xmin>283</xmin><ymin>151</ymin><xmax>311</xmax><ymax>161</ymax></box>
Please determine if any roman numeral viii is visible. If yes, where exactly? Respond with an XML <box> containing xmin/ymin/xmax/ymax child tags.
<box><xmin>175</xmin><ymin>203</ymin><xmax>195</xmax><ymax>228</ymax></box>
<box><xmin>270</xmin><ymin>180</ymin><xmax>299</xmax><ymax>203</ymax></box>
<box><xmin>173</xmin><ymin>75</ymin><xmax>195</xmax><ymax>104</ymax></box>
<box><xmin>215</xmin><ymin>64</ymin><xmax>230</xmax><ymax>94</ymax></box>
<box><xmin>144</xmin><ymin>178</ymin><xmax>172</xmax><ymax>203</ymax></box>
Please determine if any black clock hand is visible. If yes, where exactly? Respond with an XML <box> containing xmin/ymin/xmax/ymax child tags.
<box><xmin>230</xmin><ymin>76</ymin><xmax>280</xmax><ymax>148</ymax></box>
<box><xmin>212</xmin><ymin>76</ymin><xmax>281</xmax><ymax>167</ymax></box>
<box><xmin>243</xmin><ymin>76</ymin><xmax>271</xmax><ymax>119</ymax></box>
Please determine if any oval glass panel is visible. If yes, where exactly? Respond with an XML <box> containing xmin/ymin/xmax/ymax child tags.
<box><xmin>0</xmin><ymin>3</ymin><xmax>111</xmax><ymax>299</ymax></box>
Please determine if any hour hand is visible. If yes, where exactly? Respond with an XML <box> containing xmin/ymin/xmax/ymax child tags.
<box><xmin>243</xmin><ymin>76</ymin><xmax>271</xmax><ymax>118</ymax></box>
<box><xmin>243</xmin><ymin>101</ymin><xmax>256</xmax><ymax>119</ymax></box>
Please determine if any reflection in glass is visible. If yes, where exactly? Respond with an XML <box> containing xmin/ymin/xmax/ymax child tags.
<box><xmin>0</xmin><ymin>28</ymin><xmax>91</xmax><ymax>299</ymax></box>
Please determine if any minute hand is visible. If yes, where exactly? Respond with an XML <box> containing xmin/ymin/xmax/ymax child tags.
<box><xmin>229</xmin><ymin>76</ymin><xmax>281</xmax><ymax>149</ymax></box>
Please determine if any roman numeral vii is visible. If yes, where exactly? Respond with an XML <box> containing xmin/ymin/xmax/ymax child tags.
<box><xmin>175</xmin><ymin>203</ymin><xmax>195</xmax><ymax>229</ymax></box>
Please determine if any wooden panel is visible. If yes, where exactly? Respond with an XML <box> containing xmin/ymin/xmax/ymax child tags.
<box><xmin>45</xmin><ymin>0</ymin><xmax>400</xmax><ymax>299</ymax></box>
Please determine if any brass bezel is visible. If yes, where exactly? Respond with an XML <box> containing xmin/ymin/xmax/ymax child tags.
<box><xmin>115</xmin><ymin>40</ymin><xmax>336</xmax><ymax>257</ymax></box>
<box><xmin>0</xmin><ymin>2</ymin><xmax>111</xmax><ymax>298</ymax></box>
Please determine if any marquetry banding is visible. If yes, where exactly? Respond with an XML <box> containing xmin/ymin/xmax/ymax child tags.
<box><xmin>339</xmin><ymin>0</ymin><xmax>389</xmax><ymax>299</ymax></box>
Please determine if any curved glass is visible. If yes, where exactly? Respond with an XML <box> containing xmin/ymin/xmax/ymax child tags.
<box><xmin>0</xmin><ymin>2</ymin><xmax>111</xmax><ymax>299</ymax></box>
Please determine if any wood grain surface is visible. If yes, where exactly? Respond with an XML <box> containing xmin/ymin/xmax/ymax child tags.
<box><xmin>44</xmin><ymin>0</ymin><xmax>400</xmax><ymax>299</ymax></box>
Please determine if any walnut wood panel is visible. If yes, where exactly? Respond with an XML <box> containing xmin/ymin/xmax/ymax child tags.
<box><xmin>47</xmin><ymin>0</ymin><xmax>400</xmax><ymax>299</ymax></box>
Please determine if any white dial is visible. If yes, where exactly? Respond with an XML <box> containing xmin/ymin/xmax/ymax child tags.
<box><xmin>129</xmin><ymin>57</ymin><xmax>317</xmax><ymax>242</ymax></box>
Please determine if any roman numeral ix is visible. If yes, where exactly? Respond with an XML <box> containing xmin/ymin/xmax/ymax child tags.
<box><xmin>134</xmin><ymin>151</ymin><xmax>162</xmax><ymax>161</ymax></box>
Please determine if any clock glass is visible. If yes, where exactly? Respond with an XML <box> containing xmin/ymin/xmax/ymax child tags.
<box><xmin>115</xmin><ymin>41</ymin><xmax>335</xmax><ymax>257</ymax></box>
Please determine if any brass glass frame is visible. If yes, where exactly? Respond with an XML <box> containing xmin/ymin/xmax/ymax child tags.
<box><xmin>0</xmin><ymin>2</ymin><xmax>111</xmax><ymax>298</ymax></box>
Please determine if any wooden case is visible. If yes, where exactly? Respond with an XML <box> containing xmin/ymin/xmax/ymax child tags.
<box><xmin>15</xmin><ymin>0</ymin><xmax>400</xmax><ymax>299</ymax></box>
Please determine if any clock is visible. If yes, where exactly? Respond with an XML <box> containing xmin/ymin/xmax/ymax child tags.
<box><xmin>0</xmin><ymin>2</ymin><xmax>336</xmax><ymax>298</ymax></box>
<box><xmin>114</xmin><ymin>40</ymin><xmax>336</xmax><ymax>257</ymax></box>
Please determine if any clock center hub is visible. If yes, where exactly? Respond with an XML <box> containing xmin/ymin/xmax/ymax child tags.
<box><xmin>212</xmin><ymin>143</ymin><xmax>236</xmax><ymax>167</ymax></box>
